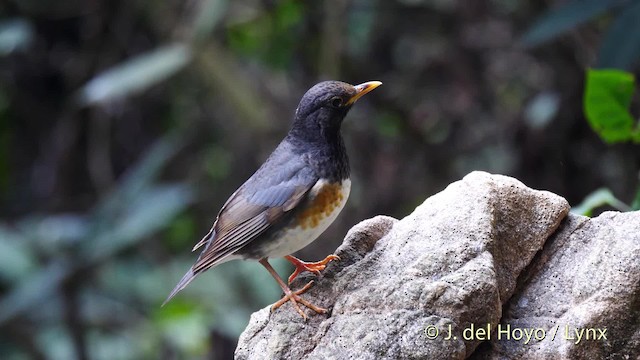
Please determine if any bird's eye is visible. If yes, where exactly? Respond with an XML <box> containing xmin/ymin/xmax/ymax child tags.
<box><xmin>330</xmin><ymin>97</ymin><xmax>343</xmax><ymax>108</ymax></box>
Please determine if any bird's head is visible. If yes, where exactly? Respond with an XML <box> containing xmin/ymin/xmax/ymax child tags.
<box><xmin>291</xmin><ymin>80</ymin><xmax>382</xmax><ymax>141</ymax></box>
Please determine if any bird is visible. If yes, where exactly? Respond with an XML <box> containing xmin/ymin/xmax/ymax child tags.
<box><xmin>164</xmin><ymin>80</ymin><xmax>382</xmax><ymax>319</ymax></box>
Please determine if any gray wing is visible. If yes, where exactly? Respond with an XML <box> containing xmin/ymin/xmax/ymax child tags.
<box><xmin>164</xmin><ymin>146</ymin><xmax>317</xmax><ymax>304</ymax></box>
<box><xmin>193</xmin><ymin>174</ymin><xmax>314</xmax><ymax>272</ymax></box>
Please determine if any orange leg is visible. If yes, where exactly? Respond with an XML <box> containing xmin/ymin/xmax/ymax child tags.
<box><xmin>258</xmin><ymin>258</ymin><xmax>327</xmax><ymax>320</ymax></box>
<box><xmin>284</xmin><ymin>254</ymin><xmax>340</xmax><ymax>284</ymax></box>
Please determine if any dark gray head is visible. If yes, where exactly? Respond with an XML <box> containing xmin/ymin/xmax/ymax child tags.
<box><xmin>289</xmin><ymin>80</ymin><xmax>382</xmax><ymax>143</ymax></box>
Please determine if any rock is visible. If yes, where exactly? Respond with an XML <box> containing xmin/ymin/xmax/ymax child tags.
<box><xmin>472</xmin><ymin>211</ymin><xmax>640</xmax><ymax>360</ymax></box>
<box><xmin>235</xmin><ymin>171</ymin><xmax>638</xmax><ymax>359</ymax></box>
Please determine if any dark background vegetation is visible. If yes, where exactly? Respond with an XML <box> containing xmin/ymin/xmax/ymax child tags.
<box><xmin>1</xmin><ymin>0</ymin><xmax>639</xmax><ymax>358</ymax></box>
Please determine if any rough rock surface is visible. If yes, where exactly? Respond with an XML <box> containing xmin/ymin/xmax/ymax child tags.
<box><xmin>472</xmin><ymin>211</ymin><xmax>640</xmax><ymax>359</ymax></box>
<box><xmin>235</xmin><ymin>172</ymin><xmax>639</xmax><ymax>359</ymax></box>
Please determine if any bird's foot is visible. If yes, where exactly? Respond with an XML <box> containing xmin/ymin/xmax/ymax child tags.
<box><xmin>271</xmin><ymin>280</ymin><xmax>327</xmax><ymax>320</ymax></box>
<box><xmin>284</xmin><ymin>254</ymin><xmax>341</xmax><ymax>284</ymax></box>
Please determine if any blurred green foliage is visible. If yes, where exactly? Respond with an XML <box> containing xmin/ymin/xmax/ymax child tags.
<box><xmin>571</xmin><ymin>187</ymin><xmax>632</xmax><ymax>216</ymax></box>
<box><xmin>227</xmin><ymin>0</ymin><xmax>303</xmax><ymax>68</ymax></box>
<box><xmin>523</xmin><ymin>1</ymin><xmax>640</xmax><ymax>215</ymax></box>
<box><xmin>1</xmin><ymin>0</ymin><xmax>640</xmax><ymax>358</ymax></box>
<box><xmin>581</xmin><ymin>65</ymin><xmax>640</xmax><ymax>213</ymax></box>
<box><xmin>78</xmin><ymin>45</ymin><xmax>192</xmax><ymax>106</ymax></box>
<box><xmin>521</xmin><ymin>0</ymin><xmax>640</xmax><ymax>69</ymax></box>
<box><xmin>0</xmin><ymin>137</ymin><xmax>195</xmax><ymax>358</ymax></box>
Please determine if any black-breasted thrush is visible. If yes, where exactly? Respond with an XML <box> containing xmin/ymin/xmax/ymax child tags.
<box><xmin>164</xmin><ymin>80</ymin><xmax>382</xmax><ymax>319</ymax></box>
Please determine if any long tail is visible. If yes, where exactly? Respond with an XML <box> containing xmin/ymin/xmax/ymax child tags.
<box><xmin>162</xmin><ymin>268</ymin><xmax>197</xmax><ymax>306</ymax></box>
<box><xmin>163</xmin><ymin>228</ymin><xmax>217</xmax><ymax>306</ymax></box>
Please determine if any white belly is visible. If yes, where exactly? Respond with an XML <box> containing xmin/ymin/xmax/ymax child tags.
<box><xmin>262</xmin><ymin>179</ymin><xmax>351</xmax><ymax>257</ymax></box>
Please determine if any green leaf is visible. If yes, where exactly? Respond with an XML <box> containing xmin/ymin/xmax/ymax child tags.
<box><xmin>583</xmin><ymin>68</ymin><xmax>636</xmax><ymax>143</ymax></box>
<box><xmin>78</xmin><ymin>44</ymin><xmax>191</xmax><ymax>105</ymax></box>
<box><xmin>571</xmin><ymin>188</ymin><xmax>631</xmax><ymax>216</ymax></box>
<box><xmin>521</xmin><ymin>0</ymin><xmax>621</xmax><ymax>47</ymax></box>
<box><xmin>597</xmin><ymin>1</ymin><xmax>640</xmax><ymax>70</ymax></box>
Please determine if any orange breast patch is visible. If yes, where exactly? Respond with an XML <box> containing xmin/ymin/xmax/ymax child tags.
<box><xmin>297</xmin><ymin>182</ymin><xmax>346</xmax><ymax>230</ymax></box>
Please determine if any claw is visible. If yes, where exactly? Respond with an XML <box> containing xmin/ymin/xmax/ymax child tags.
<box><xmin>259</xmin><ymin>259</ymin><xmax>329</xmax><ymax>320</ymax></box>
<box><xmin>270</xmin><ymin>281</ymin><xmax>328</xmax><ymax>320</ymax></box>
<box><xmin>284</xmin><ymin>254</ymin><xmax>341</xmax><ymax>284</ymax></box>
